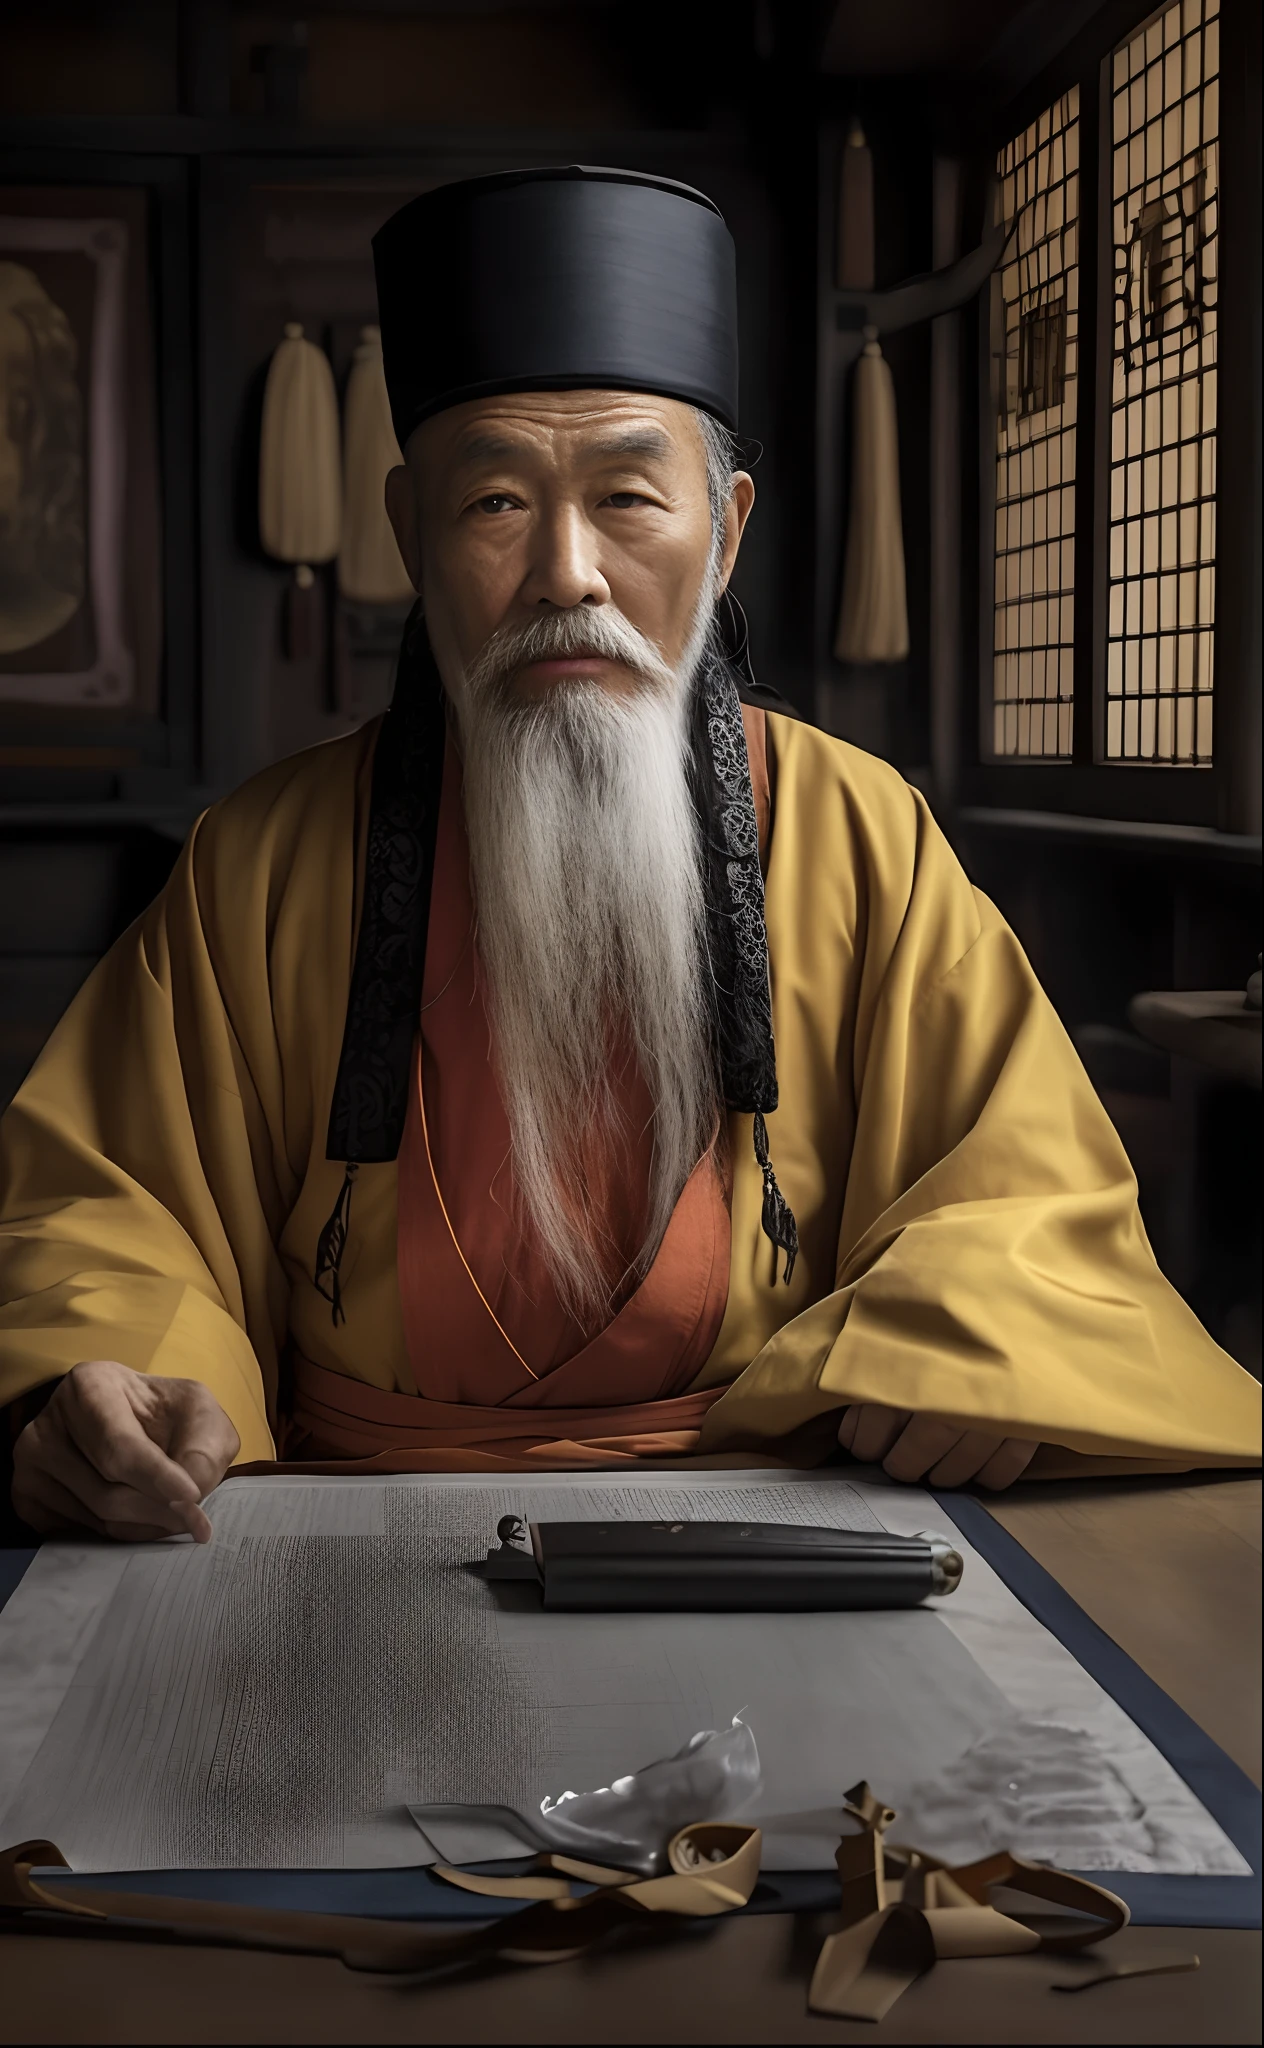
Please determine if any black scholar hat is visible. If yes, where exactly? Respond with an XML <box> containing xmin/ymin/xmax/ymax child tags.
<box><xmin>372</xmin><ymin>166</ymin><xmax>739</xmax><ymax>448</ymax></box>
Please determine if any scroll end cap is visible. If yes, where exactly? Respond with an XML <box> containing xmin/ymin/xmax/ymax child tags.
<box><xmin>929</xmin><ymin>1542</ymin><xmax>964</xmax><ymax>1596</ymax></box>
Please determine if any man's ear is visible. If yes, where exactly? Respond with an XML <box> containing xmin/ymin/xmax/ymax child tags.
<box><xmin>385</xmin><ymin>464</ymin><xmax>422</xmax><ymax>591</ymax></box>
<box><xmin>717</xmin><ymin>472</ymin><xmax>755</xmax><ymax>593</ymax></box>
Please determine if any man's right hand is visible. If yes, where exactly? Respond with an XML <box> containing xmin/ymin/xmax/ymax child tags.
<box><xmin>11</xmin><ymin>1360</ymin><xmax>240</xmax><ymax>1543</ymax></box>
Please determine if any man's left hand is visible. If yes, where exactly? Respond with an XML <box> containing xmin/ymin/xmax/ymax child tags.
<box><xmin>837</xmin><ymin>1403</ymin><xmax>1038</xmax><ymax>1490</ymax></box>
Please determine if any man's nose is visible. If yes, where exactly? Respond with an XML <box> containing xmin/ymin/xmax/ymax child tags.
<box><xmin>519</xmin><ymin>502</ymin><xmax>611</xmax><ymax>609</ymax></box>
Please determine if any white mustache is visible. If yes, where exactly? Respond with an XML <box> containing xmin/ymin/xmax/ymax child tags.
<box><xmin>464</xmin><ymin>604</ymin><xmax>679</xmax><ymax>703</ymax></box>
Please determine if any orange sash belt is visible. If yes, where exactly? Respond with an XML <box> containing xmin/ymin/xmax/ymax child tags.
<box><xmin>256</xmin><ymin>1353</ymin><xmax>730</xmax><ymax>1474</ymax></box>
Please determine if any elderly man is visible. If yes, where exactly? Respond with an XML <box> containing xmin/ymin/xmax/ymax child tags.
<box><xmin>1</xmin><ymin>168</ymin><xmax>1257</xmax><ymax>1543</ymax></box>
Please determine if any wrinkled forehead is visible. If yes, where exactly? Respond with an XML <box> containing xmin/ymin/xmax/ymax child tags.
<box><xmin>407</xmin><ymin>387</ymin><xmax>708</xmax><ymax>481</ymax></box>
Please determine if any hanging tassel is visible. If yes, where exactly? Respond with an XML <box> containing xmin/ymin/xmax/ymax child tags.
<box><xmin>834</xmin><ymin>327</ymin><xmax>910</xmax><ymax>664</ymax></box>
<box><xmin>283</xmin><ymin>561</ymin><xmax>323</xmax><ymax>662</ymax></box>
<box><xmin>259</xmin><ymin>321</ymin><xmax>342</xmax><ymax>648</ymax></box>
<box><xmin>753</xmin><ymin>1111</ymin><xmax>798</xmax><ymax>1286</ymax></box>
<box><xmin>837</xmin><ymin>119</ymin><xmax>875</xmax><ymax>291</ymax></box>
<box><xmin>338</xmin><ymin>324</ymin><xmax>415</xmax><ymax>606</ymax></box>
<box><xmin>314</xmin><ymin>1162</ymin><xmax>358</xmax><ymax>1325</ymax></box>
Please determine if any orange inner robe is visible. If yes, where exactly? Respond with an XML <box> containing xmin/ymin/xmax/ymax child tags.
<box><xmin>289</xmin><ymin>713</ymin><xmax>770</xmax><ymax>1471</ymax></box>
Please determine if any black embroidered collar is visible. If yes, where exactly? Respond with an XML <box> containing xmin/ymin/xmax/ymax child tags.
<box><xmin>316</xmin><ymin>606</ymin><xmax>797</xmax><ymax>1319</ymax></box>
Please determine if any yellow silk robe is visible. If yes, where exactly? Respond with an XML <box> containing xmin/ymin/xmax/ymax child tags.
<box><xmin>0</xmin><ymin>712</ymin><xmax>1258</xmax><ymax>1477</ymax></box>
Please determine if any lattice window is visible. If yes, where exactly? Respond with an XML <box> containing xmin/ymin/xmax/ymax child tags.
<box><xmin>1106</xmin><ymin>0</ymin><xmax>1219</xmax><ymax>764</ymax></box>
<box><xmin>988</xmin><ymin>89</ymin><xmax>1080</xmax><ymax>760</ymax></box>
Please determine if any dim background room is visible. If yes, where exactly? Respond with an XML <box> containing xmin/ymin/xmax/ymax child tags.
<box><xmin>0</xmin><ymin>7</ymin><xmax>1258</xmax><ymax>1343</ymax></box>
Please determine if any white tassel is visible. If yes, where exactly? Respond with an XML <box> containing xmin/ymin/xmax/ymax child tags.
<box><xmin>834</xmin><ymin>327</ymin><xmax>909</xmax><ymax>665</ymax></box>
<box><xmin>338</xmin><ymin>325</ymin><xmax>414</xmax><ymax>605</ymax></box>
<box><xmin>259</xmin><ymin>322</ymin><xmax>341</xmax><ymax>572</ymax></box>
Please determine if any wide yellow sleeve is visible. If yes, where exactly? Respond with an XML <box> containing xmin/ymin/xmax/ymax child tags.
<box><xmin>0</xmin><ymin>727</ymin><xmax>383</xmax><ymax>1463</ymax></box>
<box><xmin>703</xmin><ymin>720</ymin><xmax>1262</xmax><ymax>1475</ymax></box>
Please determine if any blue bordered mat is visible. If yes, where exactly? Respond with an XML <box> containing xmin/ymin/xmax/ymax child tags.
<box><xmin>1</xmin><ymin>1492</ymin><xmax>1258</xmax><ymax>1930</ymax></box>
<box><xmin>930</xmin><ymin>1490</ymin><xmax>1261</xmax><ymax>1931</ymax></box>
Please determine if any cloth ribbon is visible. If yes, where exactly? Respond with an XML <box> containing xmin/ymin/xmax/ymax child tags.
<box><xmin>0</xmin><ymin>1824</ymin><xmax>761</xmax><ymax>1977</ymax></box>
<box><xmin>809</xmin><ymin>1780</ymin><xmax>1131</xmax><ymax>2021</ymax></box>
<box><xmin>3</xmin><ymin>1799</ymin><xmax>1187</xmax><ymax>2007</ymax></box>
<box><xmin>431</xmin><ymin>1819</ymin><xmax>762</xmax><ymax>1920</ymax></box>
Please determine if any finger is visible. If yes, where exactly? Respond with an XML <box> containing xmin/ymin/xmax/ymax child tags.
<box><xmin>11</xmin><ymin>1463</ymin><xmax>91</xmax><ymax>1538</ymax></box>
<box><xmin>16</xmin><ymin>1425</ymin><xmax>194</xmax><ymax>1540</ymax></box>
<box><xmin>168</xmin><ymin>1496</ymin><xmax>213</xmax><ymax>1544</ymax></box>
<box><xmin>12</xmin><ymin>1463</ymin><xmax>175</xmax><ymax>1545</ymax></box>
<box><xmin>883</xmin><ymin>1416</ymin><xmax>967</xmax><ymax>1484</ymax></box>
<box><xmin>166</xmin><ymin>1392</ymin><xmax>240</xmax><ymax>1504</ymax></box>
<box><xmin>61</xmin><ymin>1373</ymin><xmax>203</xmax><ymax>1510</ymax></box>
<box><xmin>31</xmin><ymin>1428</ymin><xmax>199</xmax><ymax>1538</ymax></box>
<box><xmin>836</xmin><ymin>1406</ymin><xmax>859</xmax><ymax>1450</ymax></box>
<box><xmin>849</xmin><ymin>1406</ymin><xmax>912</xmax><ymax>1464</ymax></box>
<box><xmin>974</xmin><ymin>1438</ymin><xmax>1040</xmax><ymax>1492</ymax></box>
<box><xmin>927</xmin><ymin>1429</ymin><xmax>1012</xmax><ymax>1489</ymax></box>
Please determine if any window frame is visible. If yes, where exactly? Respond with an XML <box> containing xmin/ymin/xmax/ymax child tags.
<box><xmin>988</xmin><ymin>83</ymin><xmax>1083</xmax><ymax>768</ymax></box>
<box><xmin>960</xmin><ymin>0</ymin><xmax>1257</xmax><ymax>830</ymax></box>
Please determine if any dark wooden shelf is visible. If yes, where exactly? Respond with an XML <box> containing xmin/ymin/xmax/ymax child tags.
<box><xmin>957</xmin><ymin>806</ymin><xmax>1263</xmax><ymax>864</ymax></box>
<box><xmin>0</xmin><ymin>802</ymin><xmax>202</xmax><ymax>842</ymax></box>
<box><xmin>0</xmin><ymin>115</ymin><xmax>724</xmax><ymax>160</ymax></box>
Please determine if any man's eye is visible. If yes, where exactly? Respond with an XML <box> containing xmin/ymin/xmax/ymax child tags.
<box><xmin>604</xmin><ymin>492</ymin><xmax>645</xmax><ymax>509</ymax></box>
<box><xmin>476</xmin><ymin>494</ymin><xmax>517</xmax><ymax>514</ymax></box>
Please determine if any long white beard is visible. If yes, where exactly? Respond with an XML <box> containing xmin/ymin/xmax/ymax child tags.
<box><xmin>449</xmin><ymin>596</ymin><xmax>721</xmax><ymax>1328</ymax></box>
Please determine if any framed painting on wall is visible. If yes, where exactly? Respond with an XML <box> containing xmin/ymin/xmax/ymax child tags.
<box><xmin>0</xmin><ymin>185</ymin><xmax>161</xmax><ymax>709</ymax></box>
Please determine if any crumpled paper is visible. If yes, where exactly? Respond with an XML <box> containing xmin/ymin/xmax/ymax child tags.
<box><xmin>409</xmin><ymin>1715</ymin><xmax>760</xmax><ymax>1878</ymax></box>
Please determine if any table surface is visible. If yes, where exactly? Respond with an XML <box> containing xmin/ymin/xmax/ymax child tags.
<box><xmin>1</xmin><ymin>1472</ymin><xmax>1260</xmax><ymax>2046</ymax></box>
<box><xmin>1128</xmin><ymin>989</ymin><xmax>1262</xmax><ymax>1086</ymax></box>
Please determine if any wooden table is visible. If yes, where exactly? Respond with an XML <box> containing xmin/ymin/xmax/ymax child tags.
<box><xmin>1</xmin><ymin>1473</ymin><xmax>1259</xmax><ymax>2045</ymax></box>
<box><xmin>1129</xmin><ymin>989</ymin><xmax>1262</xmax><ymax>1089</ymax></box>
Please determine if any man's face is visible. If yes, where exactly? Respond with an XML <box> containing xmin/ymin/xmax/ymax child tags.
<box><xmin>385</xmin><ymin>388</ymin><xmax>753</xmax><ymax>700</ymax></box>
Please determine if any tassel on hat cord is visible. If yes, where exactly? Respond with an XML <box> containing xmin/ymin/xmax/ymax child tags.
<box><xmin>753</xmin><ymin>1110</ymin><xmax>798</xmax><ymax>1286</ymax></box>
<box><xmin>314</xmin><ymin>1162</ymin><xmax>358</xmax><ymax>1325</ymax></box>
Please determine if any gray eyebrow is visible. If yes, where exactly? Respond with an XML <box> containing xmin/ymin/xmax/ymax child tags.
<box><xmin>452</xmin><ymin>426</ymin><xmax>677</xmax><ymax>469</ymax></box>
<box><xmin>453</xmin><ymin>433</ymin><xmax>523</xmax><ymax>468</ymax></box>
<box><xmin>586</xmin><ymin>428</ymin><xmax>676</xmax><ymax>463</ymax></box>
